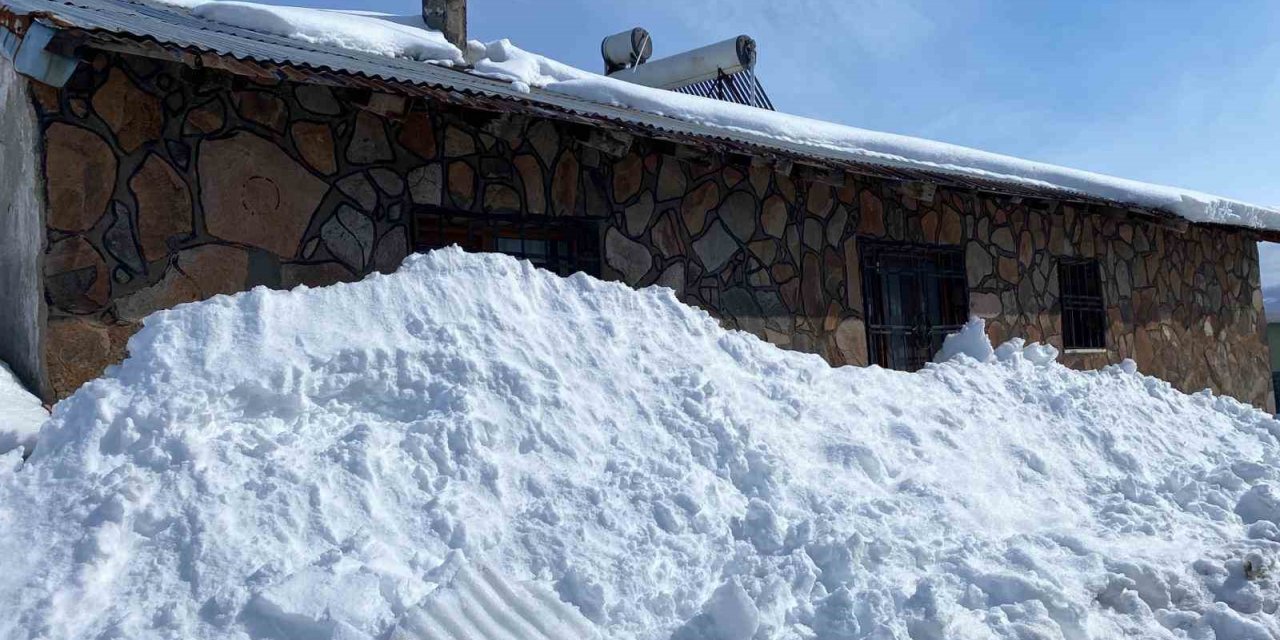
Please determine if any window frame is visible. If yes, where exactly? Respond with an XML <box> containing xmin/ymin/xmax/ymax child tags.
<box><xmin>859</xmin><ymin>238</ymin><xmax>970</xmax><ymax>372</ymax></box>
<box><xmin>1057</xmin><ymin>257</ymin><xmax>1107</xmax><ymax>351</ymax></box>
<box><xmin>410</xmin><ymin>205</ymin><xmax>602</xmax><ymax>278</ymax></box>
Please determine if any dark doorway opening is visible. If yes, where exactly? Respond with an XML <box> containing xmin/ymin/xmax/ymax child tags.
<box><xmin>860</xmin><ymin>239</ymin><xmax>969</xmax><ymax>371</ymax></box>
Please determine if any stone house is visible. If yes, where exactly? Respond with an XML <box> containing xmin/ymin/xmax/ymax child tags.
<box><xmin>1</xmin><ymin>0</ymin><xmax>1277</xmax><ymax>411</ymax></box>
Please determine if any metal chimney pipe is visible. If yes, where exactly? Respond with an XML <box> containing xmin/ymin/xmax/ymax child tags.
<box><xmin>423</xmin><ymin>0</ymin><xmax>467</xmax><ymax>50</ymax></box>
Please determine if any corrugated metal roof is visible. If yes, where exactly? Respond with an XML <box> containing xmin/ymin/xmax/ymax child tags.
<box><xmin>0</xmin><ymin>0</ymin><xmax>1271</xmax><ymax>235</ymax></box>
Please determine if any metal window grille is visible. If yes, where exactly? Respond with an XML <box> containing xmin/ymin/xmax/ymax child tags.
<box><xmin>411</xmin><ymin>206</ymin><xmax>601</xmax><ymax>278</ymax></box>
<box><xmin>1058</xmin><ymin>258</ymin><xmax>1106</xmax><ymax>350</ymax></box>
<box><xmin>860</xmin><ymin>240</ymin><xmax>969</xmax><ymax>372</ymax></box>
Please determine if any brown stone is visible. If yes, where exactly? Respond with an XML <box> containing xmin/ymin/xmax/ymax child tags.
<box><xmin>939</xmin><ymin>206</ymin><xmax>963</xmax><ymax>244</ymax></box>
<box><xmin>807</xmin><ymin>183</ymin><xmax>832</xmax><ymax>217</ymax></box>
<box><xmin>803</xmin><ymin>219</ymin><xmax>823</xmax><ymax>250</ymax></box>
<box><xmin>605</xmin><ymin>227</ymin><xmax>652</xmax><ymax>282</ymax></box>
<box><xmin>640</xmin><ymin>211</ymin><xmax>679</xmax><ymax>260</ymax></box>
<box><xmin>199</xmin><ymin>132</ymin><xmax>328</xmax><ymax>257</ymax></box>
<box><xmin>373</xmin><ymin>227</ymin><xmax>409</xmax><ymax>274</ymax></box>
<box><xmin>443</xmin><ymin>126</ymin><xmax>476</xmax><ymax>157</ymax></box>
<box><xmin>859</xmin><ymin>191</ymin><xmax>884</xmax><ymax>235</ymax></box>
<box><xmin>447</xmin><ymin>161</ymin><xmax>476</xmax><ymax>209</ymax></box>
<box><xmin>408</xmin><ymin>164</ymin><xmax>443</xmax><ymax>206</ymax></box>
<box><xmin>185</xmin><ymin>101</ymin><xmax>225</xmax><ymax>135</ymax></box>
<box><xmin>281</xmin><ymin>261</ymin><xmax>356</xmax><ymax>289</ymax></box>
<box><xmin>720</xmin><ymin>191</ymin><xmax>758</xmax><ymax>242</ymax></box>
<box><xmin>296</xmin><ymin>85</ymin><xmax>342</xmax><ymax>115</ymax></box>
<box><xmin>551</xmin><ymin>151</ymin><xmax>579</xmax><ymax>215</ymax></box>
<box><xmin>681</xmin><ymin>181</ymin><xmax>719</xmax><ymax>236</ymax></box>
<box><xmin>992</xmin><ymin>227</ymin><xmax>1015</xmax><ymax>253</ymax></box>
<box><xmin>779</xmin><ymin>278</ymin><xmax>800</xmax><ymax>312</ymax></box>
<box><xmin>613</xmin><ymin>153</ymin><xmax>644</xmax><ymax>204</ymax></box>
<box><xmin>116</xmin><ymin>245</ymin><xmax>250</xmax><ymax>321</ymax></box>
<box><xmin>92</xmin><ymin>68</ymin><xmax>162</xmax><ymax>152</ymax></box>
<box><xmin>337</xmin><ymin>173</ymin><xmax>378</xmax><ymax>212</ymax></box>
<box><xmin>657</xmin><ymin>158</ymin><xmax>687</xmax><ymax>201</ymax></box>
<box><xmin>692</xmin><ymin>222</ymin><xmax>738</xmax><ymax>274</ymax></box>
<box><xmin>802</xmin><ymin>252</ymin><xmax>824</xmax><ymax>318</ymax></box>
<box><xmin>132</xmin><ymin>153</ymin><xmax>191</xmax><ymax>262</ymax></box>
<box><xmin>834</xmin><ymin>317</ymin><xmax>868</xmax><ymax>365</ymax></box>
<box><xmin>655</xmin><ymin>262</ymin><xmax>686</xmax><ymax>296</ymax></box>
<box><xmin>321</xmin><ymin>206</ymin><xmax>376</xmax><ymax>272</ymax></box>
<box><xmin>235</xmin><ymin>91</ymin><xmax>288</xmax><ymax>132</ymax></box>
<box><xmin>44</xmin><ymin>317</ymin><xmax>137</xmax><ymax>398</ymax></box>
<box><xmin>998</xmin><ymin>256</ymin><xmax>1020</xmax><ymax>283</ymax></box>
<box><xmin>776</xmin><ymin>174</ymin><xmax>797</xmax><ymax>203</ymax></box>
<box><xmin>749</xmin><ymin>164</ymin><xmax>771</xmax><ymax>196</ymax></box>
<box><xmin>347</xmin><ymin>112</ymin><xmax>393</xmax><ymax>164</ymax></box>
<box><xmin>483</xmin><ymin>184</ymin><xmax>522</xmax><ymax>213</ymax></box>
<box><xmin>748</xmin><ymin>239</ymin><xmax>777</xmax><ymax>264</ymax></box>
<box><xmin>399</xmin><ymin>111</ymin><xmax>438</xmax><ymax>160</ymax></box>
<box><xmin>761</xmin><ymin>196</ymin><xmax>788</xmax><ymax>239</ymax></box>
<box><xmin>966</xmin><ymin>242</ymin><xmax>991</xmax><ymax>287</ymax></box>
<box><xmin>292</xmin><ymin>122</ymin><xmax>336</xmax><ymax>175</ymax></box>
<box><xmin>624</xmin><ymin>192</ymin><xmax>656</xmax><ymax>237</ymax></box>
<box><xmin>514</xmin><ymin>155</ymin><xmax>546</xmax><ymax>214</ymax></box>
<box><xmin>844</xmin><ymin>241</ymin><xmax>861</xmax><ymax>308</ymax></box>
<box><xmin>30</xmin><ymin>81</ymin><xmax>59</xmax><ymax>113</ymax></box>
<box><xmin>45</xmin><ymin>123</ymin><xmax>116</xmax><ymax>232</ymax></box>
<box><xmin>921</xmin><ymin>209</ymin><xmax>939</xmax><ymax>242</ymax></box>
<box><xmin>970</xmin><ymin>292</ymin><xmax>1002</xmax><ymax>318</ymax></box>
<box><xmin>1018</xmin><ymin>231</ymin><xmax>1034</xmax><ymax>267</ymax></box>
<box><xmin>370</xmin><ymin>168</ymin><xmax>404</xmax><ymax>197</ymax></box>
<box><xmin>772</xmin><ymin>262</ymin><xmax>797</xmax><ymax>284</ymax></box>
<box><xmin>45</xmin><ymin>236</ymin><xmax>109</xmax><ymax>310</ymax></box>
<box><xmin>826</xmin><ymin>207</ymin><xmax>848</xmax><ymax>248</ymax></box>
<box><xmin>720</xmin><ymin>167</ymin><xmax>742</xmax><ymax>189</ymax></box>
<box><xmin>526</xmin><ymin>120</ymin><xmax>559</xmax><ymax>166</ymax></box>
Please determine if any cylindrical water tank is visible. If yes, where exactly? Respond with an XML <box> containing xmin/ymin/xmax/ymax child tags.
<box><xmin>607</xmin><ymin>35</ymin><xmax>756</xmax><ymax>89</ymax></box>
<box><xmin>601</xmin><ymin>28</ymin><xmax>653</xmax><ymax>74</ymax></box>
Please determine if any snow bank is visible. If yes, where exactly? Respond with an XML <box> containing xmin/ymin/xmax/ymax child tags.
<box><xmin>0</xmin><ymin>361</ymin><xmax>46</xmax><ymax>455</ymax></box>
<box><xmin>3</xmin><ymin>248</ymin><xmax>1280</xmax><ymax>640</ymax></box>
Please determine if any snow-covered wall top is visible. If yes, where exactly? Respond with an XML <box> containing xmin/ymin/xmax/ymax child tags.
<box><xmin>7</xmin><ymin>0</ymin><xmax>1280</xmax><ymax>231</ymax></box>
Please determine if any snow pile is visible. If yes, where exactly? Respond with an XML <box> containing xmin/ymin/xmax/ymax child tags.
<box><xmin>3</xmin><ymin>248</ymin><xmax>1280</xmax><ymax>640</ymax></box>
<box><xmin>0</xmin><ymin>361</ymin><xmax>46</xmax><ymax>455</ymax></box>
<box><xmin>185</xmin><ymin>2</ymin><xmax>464</xmax><ymax>64</ymax></box>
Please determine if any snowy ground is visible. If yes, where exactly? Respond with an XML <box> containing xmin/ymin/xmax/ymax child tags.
<box><xmin>0</xmin><ymin>361</ymin><xmax>46</xmax><ymax>456</ymax></box>
<box><xmin>1</xmin><ymin>248</ymin><xmax>1279</xmax><ymax>640</ymax></box>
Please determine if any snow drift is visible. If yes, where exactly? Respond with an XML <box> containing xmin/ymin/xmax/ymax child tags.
<box><xmin>2</xmin><ymin>248</ymin><xmax>1279</xmax><ymax>640</ymax></box>
<box><xmin>0</xmin><ymin>361</ymin><xmax>46</xmax><ymax>455</ymax></box>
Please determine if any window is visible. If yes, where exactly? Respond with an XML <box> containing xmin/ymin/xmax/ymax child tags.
<box><xmin>1058</xmin><ymin>258</ymin><xmax>1106</xmax><ymax>350</ymax></box>
<box><xmin>412</xmin><ymin>207</ymin><xmax>601</xmax><ymax>277</ymax></box>
<box><xmin>860</xmin><ymin>240</ymin><xmax>969</xmax><ymax>372</ymax></box>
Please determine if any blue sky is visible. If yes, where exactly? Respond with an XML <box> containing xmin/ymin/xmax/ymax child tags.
<box><xmin>278</xmin><ymin>0</ymin><xmax>1280</xmax><ymax>286</ymax></box>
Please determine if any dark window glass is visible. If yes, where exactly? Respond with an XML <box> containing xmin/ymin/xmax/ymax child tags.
<box><xmin>1059</xmin><ymin>258</ymin><xmax>1106</xmax><ymax>350</ymax></box>
<box><xmin>860</xmin><ymin>240</ymin><xmax>969</xmax><ymax>372</ymax></box>
<box><xmin>412</xmin><ymin>207</ymin><xmax>601</xmax><ymax>277</ymax></box>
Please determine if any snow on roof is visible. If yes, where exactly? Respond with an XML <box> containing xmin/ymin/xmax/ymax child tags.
<box><xmin>8</xmin><ymin>0</ymin><xmax>1280</xmax><ymax>232</ymax></box>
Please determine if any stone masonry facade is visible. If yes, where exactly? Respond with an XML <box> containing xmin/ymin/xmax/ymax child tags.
<box><xmin>30</xmin><ymin>51</ymin><xmax>1274</xmax><ymax>409</ymax></box>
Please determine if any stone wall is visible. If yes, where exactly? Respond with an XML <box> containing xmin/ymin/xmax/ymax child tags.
<box><xmin>34</xmin><ymin>51</ymin><xmax>1274</xmax><ymax>409</ymax></box>
<box><xmin>0</xmin><ymin>55</ymin><xmax>48</xmax><ymax>396</ymax></box>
